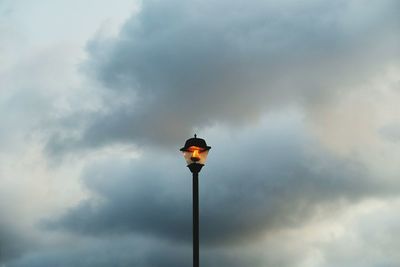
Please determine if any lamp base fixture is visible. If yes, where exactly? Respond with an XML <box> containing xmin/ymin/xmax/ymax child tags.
<box><xmin>187</xmin><ymin>163</ymin><xmax>204</xmax><ymax>173</ymax></box>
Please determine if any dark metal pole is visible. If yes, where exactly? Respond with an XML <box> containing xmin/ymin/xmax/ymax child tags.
<box><xmin>181</xmin><ymin>136</ymin><xmax>209</xmax><ymax>267</ymax></box>
<box><xmin>193</xmin><ymin>171</ymin><xmax>199</xmax><ymax>267</ymax></box>
<box><xmin>187</xmin><ymin>163</ymin><xmax>203</xmax><ymax>267</ymax></box>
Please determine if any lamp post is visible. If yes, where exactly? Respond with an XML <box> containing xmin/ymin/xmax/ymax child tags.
<box><xmin>180</xmin><ymin>134</ymin><xmax>211</xmax><ymax>267</ymax></box>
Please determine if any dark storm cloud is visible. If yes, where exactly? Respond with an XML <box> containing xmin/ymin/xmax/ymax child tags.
<box><xmin>48</xmin><ymin>119</ymin><xmax>397</xmax><ymax>247</ymax></box>
<box><xmin>7</xmin><ymin>236</ymin><xmax>189</xmax><ymax>267</ymax></box>
<box><xmin>0</xmin><ymin>223</ymin><xmax>32</xmax><ymax>263</ymax></box>
<box><xmin>7</xmin><ymin>0</ymin><xmax>398</xmax><ymax>266</ymax></box>
<box><xmin>7</xmin><ymin>235</ymin><xmax>271</xmax><ymax>267</ymax></box>
<box><xmin>46</xmin><ymin>0</ymin><xmax>400</xmax><ymax>152</ymax></box>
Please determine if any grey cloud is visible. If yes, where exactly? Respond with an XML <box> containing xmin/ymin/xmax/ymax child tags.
<box><xmin>2</xmin><ymin>0</ymin><xmax>399</xmax><ymax>266</ymax></box>
<box><xmin>379</xmin><ymin>122</ymin><xmax>400</xmax><ymax>142</ymax></box>
<box><xmin>6</xmin><ymin>235</ymin><xmax>267</xmax><ymax>267</ymax></box>
<box><xmin>0</xmin><ymin>223</ymin><xmax>33</xmax><ymax>263</ymax></box>
<box><xmin>316</xmin><ymin>201</ymin><xmax>400</xmax><ymax>267</ymax></box>
<box><xmin>47</xmin><ymin>118</ymin><xmax>397</xmax><ymax>247</ymax></box>
<box><xmin>47</xmin><ymin>0</ymin><xmax>400</xmax><ymax>152</ymax></box>
<box><xmin>6</xmin><ymin>236</ymin><xmax>189</xmax><ymax>267</ymax></box>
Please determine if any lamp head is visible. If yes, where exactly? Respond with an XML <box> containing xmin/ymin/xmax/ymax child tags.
<box><xmin>180</xmin><ymin>134</ymin><xmax>211</xmax><ymax>169</ymax></box>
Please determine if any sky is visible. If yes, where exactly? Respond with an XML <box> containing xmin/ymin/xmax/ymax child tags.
<box><xmin>0</xmin><ymin>0</ymin><xmax>400</xmax><ymax>266</ymax></box>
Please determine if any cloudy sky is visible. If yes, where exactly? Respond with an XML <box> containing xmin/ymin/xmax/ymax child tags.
<box><xmin>1</xmin><ymin>0</ymin><xmax>400</xmax><ymax>266</ymax></box>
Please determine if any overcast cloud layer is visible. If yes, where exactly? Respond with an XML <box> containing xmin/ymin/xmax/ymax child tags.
<box><xmin>47</xmin><ymin>0</ymin><xmax>400</xmax><ymax>152</ymax></box>
<box><xmin>1</xmin><ymin>0</ymin><xmax>400</xmax><ymax>266</ymax></box>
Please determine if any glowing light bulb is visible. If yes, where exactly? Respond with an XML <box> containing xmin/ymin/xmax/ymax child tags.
<box><xmin>191</xmin><ymin>149</ymin><xmax>201</xmax><ymax>162</ymax></box>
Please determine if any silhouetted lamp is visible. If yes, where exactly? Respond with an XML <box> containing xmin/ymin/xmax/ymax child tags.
<box><xmin>180</xmin><ymin>134</ymin><xmax>211</xmax><ymax>267</ymax></box>
<box><xmin>180</xmin><ymin>134</ymin><xmax>211</xmax><ymax>172</ymax></box>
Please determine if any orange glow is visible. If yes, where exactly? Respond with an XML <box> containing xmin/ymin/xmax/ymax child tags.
<box><xmin>188</xmin><ymin>146</ymin><xmax>202</xmax><ymax>152</ymax></box>
<box><xmin>191</xmin><ymin>149</ymin><xmax>201</xmax><ymax>161</ymax></box>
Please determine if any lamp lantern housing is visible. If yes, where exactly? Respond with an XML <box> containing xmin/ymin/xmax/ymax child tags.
<box><xmin>180</xmin><ymin>134</ymin><xmax>211</xmax><ymax>172</ymax></box>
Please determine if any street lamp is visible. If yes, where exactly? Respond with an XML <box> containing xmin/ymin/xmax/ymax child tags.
<box><xmin>180</xmin><ymin>134</ymin><xmax>211</xmax><ymax>267</ymax></box>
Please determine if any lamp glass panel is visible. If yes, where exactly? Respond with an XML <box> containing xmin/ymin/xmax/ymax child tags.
<box><xmin>182</xmin><ymin>148</ymin><xmax>209</xmax><ymax>165</ymax></box>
